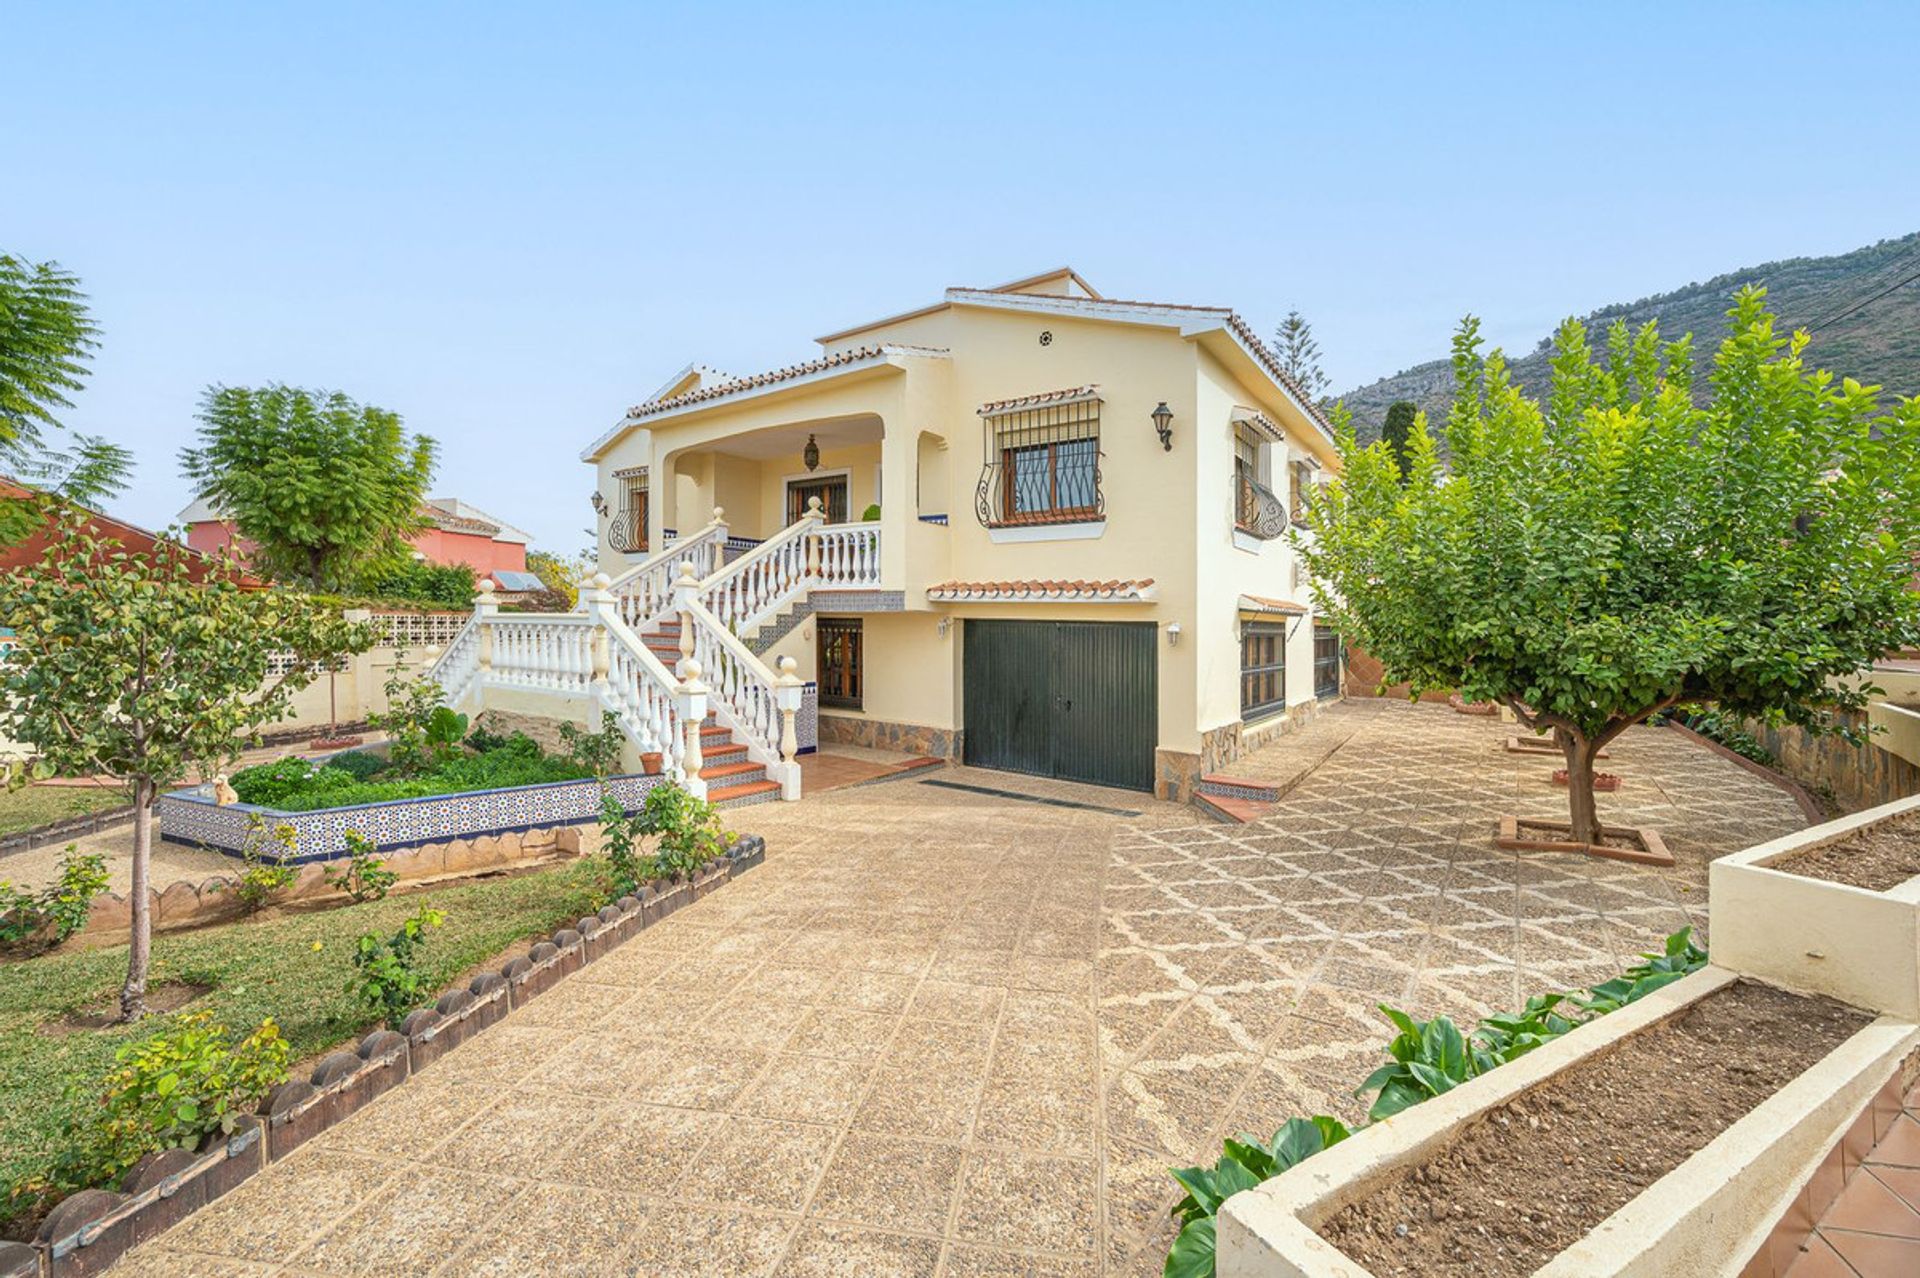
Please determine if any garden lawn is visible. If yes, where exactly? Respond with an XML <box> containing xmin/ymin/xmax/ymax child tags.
<box><xmin>0</xmin><ymin>858</ymin><xmax>609</xmax><ymax>1235</ymax></box>
<box><xmin>0</xmin><ymin>785</ymin><xmax>129</xmax><ymax>838</ymax></box>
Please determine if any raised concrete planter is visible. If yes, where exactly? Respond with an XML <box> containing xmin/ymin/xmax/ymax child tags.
<box><xmin>1217</xmin><ymin>968</ymin><xmax>1920</xmax><ymax>1278</ymax></box>
<box><xmin>1710</xmin><ymin>794</ymin><xmax>1920</xmax><ymax>1019</ymax></box>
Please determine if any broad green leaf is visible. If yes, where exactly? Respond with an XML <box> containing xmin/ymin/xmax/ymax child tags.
<box><xmin>1163</xmin><ymin>1216</ymin><xmax>1217</xmax><ymax>1278</ymax></box>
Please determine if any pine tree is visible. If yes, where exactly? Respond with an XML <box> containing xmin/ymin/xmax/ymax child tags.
<box><xmin>1380</xmin><ymin>400</ymin><xmax>1418</xmax><ymax>480</ymax></box>
<box><xmin>1272</xmin><ymin>309</ymin><xmax>1331</xmax><ymax>404</ymax></box>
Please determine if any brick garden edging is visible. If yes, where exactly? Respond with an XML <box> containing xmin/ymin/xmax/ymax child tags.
<box><xmin>0</xmin><ymin>807</ymin><xmax>136</xmax><ymax>857</ymax></box>
<box><xmin>5</xmin><ymin>834</ymin><xmax>766</xmax><ymax>1278</ymax></box>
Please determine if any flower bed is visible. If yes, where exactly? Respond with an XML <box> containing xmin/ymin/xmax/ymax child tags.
<box><xmin>160</xmin><ymin>772</ymin><xmax>663</xmax><ymax>864</ymax></box>
<box><xmin>1709</xmin><ymin>793</ymin><xmax>1920</xmax><ymax>1019</ymax></box>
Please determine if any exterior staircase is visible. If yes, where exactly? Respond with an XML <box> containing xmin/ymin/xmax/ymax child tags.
<box><xmin>640</xmin><ymin>620</ymin><xmax>783</xmax><ymax>809</ymax></box>
<box><xmin>426</xmin><ymin>502</ymin><xmax>880</xmax><ymax>807</ymax></box>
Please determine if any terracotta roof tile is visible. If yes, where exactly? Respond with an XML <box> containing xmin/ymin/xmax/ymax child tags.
<box><xmin>977</xmin><ymin>385</ymin><xmax>1101</xmax><ymax>416</ymax></box>
<box><xmin>926</xmin><ymin>578</ymin><xmax>1157</xmax><ymax>603</ymax></box>
<box><xmin>624</xmin><ymin>344</ymin><xmax>947</xmax><ymax>420</ymax></box>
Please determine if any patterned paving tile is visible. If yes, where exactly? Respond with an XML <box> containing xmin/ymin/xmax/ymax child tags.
<box><xmin>102</xmin><ymin>701</ymin><xmax>1806</xmax><ymax>1277</ymax></box>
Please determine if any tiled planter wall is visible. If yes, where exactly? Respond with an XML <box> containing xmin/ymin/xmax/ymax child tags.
<box><xmin>158</xmin><ymin>772</ymin><xmax>665</xmax><ymax>863</ymax></box>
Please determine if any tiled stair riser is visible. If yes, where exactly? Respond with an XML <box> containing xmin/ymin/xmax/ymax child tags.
<box><xmin>29</xmin><ymin>835</ymin><xmax>766</xmax><ymax>1278</ymax></box>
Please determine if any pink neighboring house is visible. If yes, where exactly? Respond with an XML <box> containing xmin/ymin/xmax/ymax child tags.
<box><xmin>176</xmin><ymin>495</ymin><xmax>532</xmax><ymax>582</ymax></box>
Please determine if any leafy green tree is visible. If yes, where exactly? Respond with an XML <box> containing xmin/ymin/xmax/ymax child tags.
<box><xmin>0</xmin><ymin>514</ymin><xmax>374</xmax><ymax>1019</ymax></box>
<box><xmin>180</xmin><ymin>384</ymin><xmax>437</xmax><ymax>589</ymax></box>
<box><xmin>0</xmin><ymin>253</ymin><xmax>130</xmax><ymax>540</ymax></box>
<box><xmin>1271</xmin><ymin>308</ymin><xmax>1331</xmax><ymax>403</ymax></box>
<box><xmin>1380</xmin><ymin>399</ymin><xmax>1417</xmax><ymax>481</ymax></box>
<box><xmin>527</xmin><ymin>548</ymin><xmax>588</xmax><ymax>608</ymax></box>
<box><xmin>354</xmin><ymin>557</ymin><xmax>476</xmax><ymax>609</ymax></box>
<box><xmin>1300</xmin><ymin>287</ymin><xmax>1920</xmax><ymax>847</ymax></box>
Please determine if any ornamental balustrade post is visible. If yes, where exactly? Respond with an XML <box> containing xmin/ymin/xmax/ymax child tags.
<box><xmin>474</xmin><ymin>579</ymin><xmax>498</xmax><ymax>676</ymax></box>
<box><xmin>672</xmin><ymin>561</ymin><xmax>700</xmax><ymax>665</ymax></box>
<box><xmin>581</xmin><ymin>571</ymin><xmax>615</xmax><ymax>716</ymax></box>
<box><xmin>772</xmin><ymin>654</ymin><xmax>805</xmax><ymax>800</ymax></box>
<box><xmin>805</xmin><ymin>495</ymin><xmax>824</xmax><ymax>579</ymax></box>
<box><xmin>709</xmin><ymin>506</ymin><xmax>728</xmax><ymax>575</ymax></box>
<box><xmin>676</xmin><ymin>658</ymin><xmax>708</xmax><ymax>797</ymax></box>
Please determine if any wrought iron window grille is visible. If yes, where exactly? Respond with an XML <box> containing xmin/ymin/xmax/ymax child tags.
<box><xmin>974</xmin><ymin>398</ymin><xmax>1104</xmax><ymax>527</ymax></box>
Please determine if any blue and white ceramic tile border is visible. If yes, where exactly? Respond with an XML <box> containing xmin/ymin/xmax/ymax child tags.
<box><xmin>158</xmin><ymin>772</ymin><xmax>666</xmax><ymax>864</ymax></box>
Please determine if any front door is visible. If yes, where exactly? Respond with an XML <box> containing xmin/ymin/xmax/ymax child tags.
<box><xmin>962</xmin><ymin>620</ymin><xmax>1157</xmax><ymax>792</ymax></box>
<box><xmin>787</xmin><ymin>475</ymin><xmax>848</xmax><ymax>524</ymax></box>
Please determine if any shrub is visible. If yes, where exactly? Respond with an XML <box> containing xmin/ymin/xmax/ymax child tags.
<box><xmin>73</xmin><ymin>1011</ymin><xmax>290</xmax><ymax>1187</ymax></box>
<box><xmin>228</xmin><ymin>756</ymin><xmax>339</xmax><ymax>807</ymax></box>
<box><xmin>221</xmin><ymin>817</ymin><xmax>299</xmax><ymax>915</ymax></box>
<box><xmin>0</xmin><ymin>847</ymin><xmax>109</xmax><ymax>949</ymax></box>
<box><xmin>638</xmin><ymin>782</ymin><xmax>730</xmax><ymax>878</ymax></box>
<box><xmin>322</xmin><ymin>750</ymin><xmax>389</xmax><ymax>781</ymax></box>
<box><xmin>598</xmin><ymin>794</ymin><xmax>647</xmax><ymax>897</ymax></box>
<box><xmin>559</xmin><ymin>711</ymin><xmax>624</xmax><ymax>778</ymax></box>
<box><xmin>347</xmin><ymin>907</ymin><xmax>446</xmax><ymax>1026</ymax></box>
<box><xmin>465</xmin><ymin>711</ymin><xmax>513</xmax><ymax>753</ymax></box>
<box><xmin>375</xmin><ymin>667</ymin><xmax>467</xmax><ymax>776</ymax></box>
<box><xmin>322</xmin><ymin>831</ymin><xmax>398</xmax><ymax>903</ymax></box>
<box><xmin>1676</xmin><ymin>704</ymin><xmax>1779</xmax><ymax>768</ymax></box>
<box><xmin>861</xmin><ymin>503</ymin><xmax>881</xmax><ymax>521</ymax></box>
<box><xmin>353</xmin><ymin>561</ymin><xmax>476</xmax><ymax>610</ymax></box>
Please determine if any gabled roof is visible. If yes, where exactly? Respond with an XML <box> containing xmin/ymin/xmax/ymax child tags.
<box><xmin>582</xmin><ymin>343</ymin><xmax>950</xmax><ymax>462</ymax></box>
<box><xmin>813</xmin><ymin>268</ymin><xmax>1332</xmax><ymax>440</ymax></box>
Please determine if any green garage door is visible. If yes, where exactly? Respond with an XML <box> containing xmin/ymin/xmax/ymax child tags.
<box><xmin>962</xmin><ymin>620</ymin><xmax>1157</xmax><ymax>792</ymax></box>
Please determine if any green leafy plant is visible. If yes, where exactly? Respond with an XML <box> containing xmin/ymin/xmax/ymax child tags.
<box><xmin>229</xmin><ymin>737</ymin><xmax>588</xmax><ymax>812</ymax></box>
<box><xmin>223</xmin><ymin>816</ymin><xmax>299</xmax><ymax>915</ymax></box>
<box><xmin>1301</xmin><ymin>288</ymin><xmax>1920</xmax><ymax>846</ymax></box>
<box><xmin>1575</xmin><ymin>927</ymin><xmax>1709</xmax><ymax>1016</ymax></box>
<box><xmin>0</xmin><ymin>846</ymin><xmax>108</xmax><ymax>948</ymax></box>
<box><xmin>374</xmin><ymin>665</ymin><xmax>467</xmax><ymax>776</ymax></box>
<box><xmin>1675</xmin><ymin>704</ymin><xmax>1779</xmax><ymax>768</ymax></box>
<box><xmin>347</xmin><ymin>906</ymin><xmax>446</xmax><ymax>1027</ymax></box>
<box><xmin>322</xmin><ymin>831</ymin><xmax>398</xmax><ymax>903</ymax></box>
<box><xmin>322</xmin><ymin>749</ymin><xmax>389</xmax><ymax>781</ymax></box>
<box><xmin>464</xmin><ymin>711</ymin><xmax>514</xmax><ymax>754</ymax></box>
<box><xmin>861</xmin><ymin>503</ymin><xmax>881</xmax><ymax>521</ymax></box>
<box><xmin>352</xmin><ymin>560</ymin><xmax>475</xmax><ymax>609</ymax></box>
<box><xmin>637</xmin><ymin>781</ymin><xmax>730</xmax><ymax>878</ymax></box>
<box><xmin>69</xmin><ymin>1010</ymin><xmax>290</xmax><ymax>1189</ymax></box>
<box><xmin>1164</xmin><ymin>1117</ymin><xmax>1351</xmax><ymax>1278</ymax></box>
<box><xmin>559</xmin><ymin>711</ymin><xmax>624</xmax><ymax>778</ymax></box>
<box><xmin>598</xmin><ymin>793</ymin><xmax>648</xmax><ymax>897</ymax></box>
<box><xmin>1354</xmin><ymin>1008</ymin><xmax>1479</xmax><ymax>1120</ymax></box>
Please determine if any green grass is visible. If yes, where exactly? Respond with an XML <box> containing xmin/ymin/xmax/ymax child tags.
<box><xmin>0</xmin><ymin>859</ymin><xmax>610</xmax><ymax>1229</ymax></box>
<box><xmin>0</xmin><ymin>785</ymin><xmax>130</xmax><ymax>838</ymax></box>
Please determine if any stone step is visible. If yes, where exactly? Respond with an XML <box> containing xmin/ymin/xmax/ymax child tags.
<box><xmin>707</xmin><ymin>778</ymin><xmax>782</xmax><ymax>808</ymax></box>
<box><xmin>1192</xmin><ymin>791</ymin><xmax>1275</xmax><ymax>825</ymax></box>
<box><xmin>1197</xmin><ymin>774</ymin><xmax>1284</xmax><ymax>803</ymax></box>
<box><xmin>701</xmin><ymin>760</ymin><xmax>766</xmax><ymax>785</ymax></box>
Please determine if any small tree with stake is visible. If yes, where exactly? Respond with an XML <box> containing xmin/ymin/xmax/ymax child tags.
<box><xmin>1299</xmin><ymin>287</ymin><xmax>1920</xmax><ymax>852</ymax></box>
<box><xmin>0</xmin><ymin>510</ymin><xmax>373</xmax><ymax>1019</ymax></box>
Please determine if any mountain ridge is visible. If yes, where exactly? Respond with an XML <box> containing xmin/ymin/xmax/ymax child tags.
<box><xmin>1339</xmin><ymin>231</ymin><xmax>1920</xmax><ymax>440</ymax></box>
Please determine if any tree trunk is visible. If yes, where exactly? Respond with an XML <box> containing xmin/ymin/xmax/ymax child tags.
<box><xmin>120</xmin><ymin>777</ymin><xmax>155</xmax><ymax>1022</ymax></box>
<box><xmin>1557</xmin><ymin>728</ymin><xmax>1601</xmax><ymax>846</ymax></box>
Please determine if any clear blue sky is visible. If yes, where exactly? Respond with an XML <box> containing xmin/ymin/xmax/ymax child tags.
<box><xmin>10</xmin><ymin>1</ymin><xmax>1918</xmax><ymax>553</ymax></box>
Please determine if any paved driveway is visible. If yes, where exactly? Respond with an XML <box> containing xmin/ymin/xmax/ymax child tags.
<box><xmin>104</xmin><ymin>700</ymin><xmax>1805</xmax><ymax>1277</ymax></box>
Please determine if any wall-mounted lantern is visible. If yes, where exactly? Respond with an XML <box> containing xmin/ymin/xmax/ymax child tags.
<box><xmin>1151</xmin><ymin>402</ymin><xmax>1173</xmax><ymax>452</ymax></box>
<box><xmin>1166</xmin><ymin>621</ymin><xmax>1182</xmax><ymax>646</ymax></box>
<box><xmin>590</xmin><ymin>490</ymin><xmax>607</xmax><ymax>516</ymax></box>
<box><xmin>803</xmin><ymin>433</ymin><xmax>821</xmax><ymax>472</ymax></box>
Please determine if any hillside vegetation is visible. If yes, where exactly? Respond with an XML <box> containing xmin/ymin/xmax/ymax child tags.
<box><xmin>1342</xmin><ymin>232</ymin><xmax>1920</xmax><ymax>439</ymax></box>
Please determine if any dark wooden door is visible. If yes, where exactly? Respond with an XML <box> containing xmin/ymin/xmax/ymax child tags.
<box><xmin>963</xmin><ymin>620</ymin><xmax>1156</xmax><ymax>792</ymax></box>
<box><xmin>787</xmin><ymin>476</ymin><xmax>848</xmax><ymax>524</ymax></box>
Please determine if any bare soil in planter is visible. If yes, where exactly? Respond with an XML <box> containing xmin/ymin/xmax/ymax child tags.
<box><xmin>1318</xmin><ymin>981</ymin><xmax>1867</xmax><ymax>1277</ymax></box>
<box><xmin>1777</xmin><ymin>811</ymin><xmax>1920</xmax><ymax>892</ymax></box>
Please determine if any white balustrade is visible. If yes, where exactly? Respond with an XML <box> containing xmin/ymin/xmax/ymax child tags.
<box><xmin>699</xmin><ymin>511</ymin><xmax>821</xmax><ymax>634</ymax></box>
<box><xmin>605</xmin><ymin>509</ymin><xmax>731</xmax><ymax>630</ymax></box>
<box><xmin>602</xmin><ymin>620</ymin><xmax>693</xmax><ymax>786</ymax></box>
<box><xmin>684</xmin><ymin>602</ymin><xmax>783</xmax><ymax>756</ymax></box>
<box><xmin>813</xmin><ymin>524</ymin><xmax>882</xmax><ymax>590</ymax></box>
<box><xmin>483</xmin><ymin>614</ymin><xmax>597</xmax><ymax>695</ymax></box>
<box><xmin>424</xmin><ymin>615</ymin><xmax>481</xmax><ymax>707</ymax></box>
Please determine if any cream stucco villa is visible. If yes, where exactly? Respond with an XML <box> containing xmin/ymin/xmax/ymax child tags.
<box><xmin>430</xmin><ymin>267</ymin><xmax>1343</xmax><ymax>805</ymax></box>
